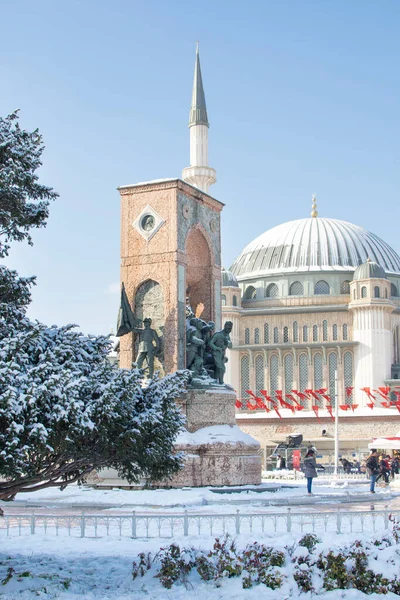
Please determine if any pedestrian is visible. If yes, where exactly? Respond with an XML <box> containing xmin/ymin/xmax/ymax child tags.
<box><xmin>280</xmin><ymin>456</ymin><xmax>286</xmax><ymax>470</ymax></box>
<box><xmin>391</xmin><ymin>456</ymin><xmax>400</xmax><ymax>479</ymax></box>
<box><xmin>379</xmin><ymin>455</ymin><xmax>391</xmax><ymax>485</ymax></box>
<box><xmin>339</xmin><ymin>458</ymin><xmax>352</xmax><ymax>474</ymax></box>
<box><xmin>303</xmin><ymin>449</ymin><xmax>318</xmax><ymax>495</ymax></box>
<box><xmin>366</xmin><ymin>449</ymin><xmax>380</xmax><ymax>494</ymax></box>
<box><xmin>276</xmin><ymin>455</ymin><xmax>282</xmax><ymax>470</ymax></box>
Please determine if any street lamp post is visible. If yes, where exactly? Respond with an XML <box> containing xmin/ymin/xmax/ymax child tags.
<box><xmin>334</xmin><ymin>369</ymin><xmax>339</xmax><ymax>476</ymax></box>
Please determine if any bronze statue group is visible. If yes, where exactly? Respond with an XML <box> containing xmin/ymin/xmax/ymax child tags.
<box><xmin>185</xmin><ymin>303</ymin><xmax>233</xmax><ymax>385</ymax></box>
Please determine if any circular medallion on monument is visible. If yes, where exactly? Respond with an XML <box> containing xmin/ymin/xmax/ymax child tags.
<box><xmin>140</xmin><ymin>214</ymin><xmax>155</xmax><ymax>232</ymax></box>
<box><xmin>210</xmin><ymin>217</ymin><xmax>218</xmax><ymax>232</ymax></box>
<box><xmin>182</xmin><ymin>203</ymin><xmax>191</xmax><ymax>219</ymax></box>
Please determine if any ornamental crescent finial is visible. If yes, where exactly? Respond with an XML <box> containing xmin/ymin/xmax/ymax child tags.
<box><xmin>311</xmin><ymin>193</ymin><xmax>318</xmax><ymax>218</ymax></box>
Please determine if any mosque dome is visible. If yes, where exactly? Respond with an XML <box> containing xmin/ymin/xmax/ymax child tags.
<box><xmin>230</xmin><ymin>217</ymin><xmax>400</xmax><ymax>280</ymax></box>
<box><xmin>221</xmin><ymin>267</ymin><xmax>239</xmax><ymax>287</ymax></box>
<box><xmin>353</xmin><ymin>258</ymin><xmax>387</xmax><ymax>281</ymax></box>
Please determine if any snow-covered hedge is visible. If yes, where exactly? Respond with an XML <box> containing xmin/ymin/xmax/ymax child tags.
<box><xmin>132</xmin><ymin>516</ymin><xmax>400</xmax><ymax>595</ymax></box>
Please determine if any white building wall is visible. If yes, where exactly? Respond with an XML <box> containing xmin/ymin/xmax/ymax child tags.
<box><xmin>353</xmin><ymin>307</ymin><xmax>393</xmax><ymax>404</ymax></box>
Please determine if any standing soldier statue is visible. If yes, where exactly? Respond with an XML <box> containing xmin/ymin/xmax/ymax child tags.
<box><xmin>116</xmin><ymin>283</ymin><xmax>160</xmax><ymax>377</ymax></box>
<box><xmin>209</xmin><ymin>321</ymin><xmax>233</xmax><ymax>384</ymax></box>
<box><xmin>133</xmin><ymin>317</ymin><xmax>160</xmax><ymax>378</ymax></box>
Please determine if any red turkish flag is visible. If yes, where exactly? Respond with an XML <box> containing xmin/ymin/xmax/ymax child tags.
<box><xmin>246</xmin><ymin>401</ymin><xmax>257</xmax><ymax>410</ymax></box>
<box><xmin>312</xmin><ymin>405</ymin><xmax>321</xmax><ymax>421</ymax></box>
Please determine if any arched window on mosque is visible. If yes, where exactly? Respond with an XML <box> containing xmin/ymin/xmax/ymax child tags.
<box><xmin>245</xmin><ymin>328</ymin><xmax>250</xmax><ymax>345</ymax></box>
<box><xmin>323</xmin><ymin>320</ymin><xmax>328</xmax><ymax>342</ymax></box>
<box><xmin>393</xmin><ymin>324</ymin><xmax>400</xmax><ymax>364</ymax></box>
<box><xmin>343</xmin><ymin>323</ymin><xmax>348</xmax><ymax>340</ymax></box>
<box><xmin>274</xmin><ymin>327</ymin><xmax>279</xmax><ymax>344</ymax></box>
<box><xmin>270</xmin><ymin>355</ymin><xmax>279</xmax><ymax>400</ymax></box>
<box><xmin>284</xmin><ymin>354</ymin><xmax>293</xmax><ymax>397</ymax></box>
<box><xmin>328</xmin><ymin>352</ymin><xmax>338</xmax><ymax>407</ymax></box>
<box><xmin>293</xmin><ymin>321</ymin><xmax>299</xmax><ymax>343</ymax></box>
<box><xmin>254</xmin><ymin>328</ymin><xmax>260</xmax><ymax>344</ymax></box>
<box><xmin>221</xmin><ymin>294</ymin><xmax>227</xmax><ymax>306</ymax></box>
<box><xmin>299</xmin><ymin>354</ymin><xmax>309</xmax><ymax>406</ymax></box>
<box><xmin>266</xmin><ymin>283</ymin><xmax>279</xmax><ymax>298</ymax></box>
<box><xmin>283</xmin><ymin>326</ymin><xmax>289</xmax><ymax>343</ymax></box>
<box><xmin>241</xmin><ymin>355</ymin><xmax>250</xmax><ymax>400</ymax></box>
<box><xmin>233</xmin><ymin>295</ymin><xmax>238</xmax><ymax>306</ymax></box>
<box><xmin>315</xmin><ymin>280</ymin><xmax>330</xmax><ymax>295</ymax></box>
<box><xmin>361</xmin><ymin>286</ymin><xmax>367</xmax><ymax>298</ymax></box>
<box><xmin>341</xmin><ymin>280</ymin><xmax>350</xmax><ymax>294</ymax></box>
<box><xmin>313</xmin><ymin>325</ymin><xmax>318</xmax><ymax>342</ymax></box>
<box><xmin>289</xmin><ymin>281</ymin><xmax>303</xmax><ymax>296</ymax></box>
<box><xmin>255</xmin><ymin>354</ymin><xmax>264</xmax><ymax>396</ymax></box>
<box><xmin>303</xmin><ymin>325</ymin><xmax>308</xmax><ymax>342</ymax></box>
<box><xmin>264</xmin><ymin>323</ymin><xmax>270</xmax><ymax>344</ymax></box>
<box><xmin>244</xmin><ymin>285</ymin><xmax>256</xmax><ymax>300</ymax></box>
<box><xmin>313</xmin><ymin>353</ymin><xmax>323</xmax><ymax>407</ymax></box>
<box><xmin>343</xmin><ymin>351</ymin><xmax>354</xmax><ymax>404</ymax></box>
<box><xmin>391</xmin><ymin>283</ymin><xmax>399</xmax><ymax>297</ymax></box>
<box><xmin>332</xmin><ymin>324</ymin><xmax>338</xmax><ymax>341</ymax></box>
<box><xmin>374</xmin><ymin>286</ymin><xmax>380</xmax><ymax>298</ymax></box>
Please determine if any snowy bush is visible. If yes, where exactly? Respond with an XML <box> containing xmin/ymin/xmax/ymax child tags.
<box><xmin>155</xmin><ymin>544</ymin><xmax>196</xmax><ymax>589</ymax></box>
<box><xmin>0</xmin><ymin>318</ymin><xmax>188</xmax><ymax>499</ymax></box>
<box><xmin>131</xmin><ymin>520</ymin><xmax>400</xmax><ymax>595</ymax></box>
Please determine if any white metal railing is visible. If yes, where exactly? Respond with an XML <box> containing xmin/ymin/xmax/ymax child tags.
<box><xmin>0</xmin><ymin>507</ymin><xmax>398</xmax><ymax>539</ymax></box>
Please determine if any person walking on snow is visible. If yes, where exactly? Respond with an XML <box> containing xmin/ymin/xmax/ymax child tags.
<box><xmin>391</xmin><ymin>456</ymin><xmax>400</xmax><ymax>479</ymax></box>
<box><xmin>366</xmin><ymin>449</ymin><xmax>380</xmax><ymax>493</ymax></box>
<box><xmin>303</xmin><ymin>449</ymin><xmax>318</xmax><ymax>495</ymax></box>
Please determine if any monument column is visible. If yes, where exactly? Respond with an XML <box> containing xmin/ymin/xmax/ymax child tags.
<box><xmin>118</xmin><ymin>179</ymin><xmax>224</xmax><ymax>373</ymax></box>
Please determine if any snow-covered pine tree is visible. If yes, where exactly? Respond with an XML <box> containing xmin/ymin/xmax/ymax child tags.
<box><xmin>0</xmin><ymin>318</ymin><xmax>187</xmax><ymax>500</ymax></box>
<box><xmin>0</xmin><ymin>112</ymin><xmax>187</xmax><ymax>500</ymax></box>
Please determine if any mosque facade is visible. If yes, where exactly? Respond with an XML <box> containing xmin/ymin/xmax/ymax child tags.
<box><xmin>122</xmin><ymin>45</ymin><xmax>400</xmax><ymax>465</ymax></box>
<box><xmin>179</xmin><ymin>46</ymin><xmax>400</xmax><ymax>463</ymax></box>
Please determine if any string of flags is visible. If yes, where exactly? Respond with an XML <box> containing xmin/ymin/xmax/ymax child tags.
<box><xmin>235</xmin><ymin>386</ymin><xmax>400</xmax><ymax>418</ymax></box>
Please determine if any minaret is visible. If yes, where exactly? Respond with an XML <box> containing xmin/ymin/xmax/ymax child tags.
<box><xmin>182</xmin><ymin>43</ymin><xmax>216</xmax><ymax>194</ymax></box>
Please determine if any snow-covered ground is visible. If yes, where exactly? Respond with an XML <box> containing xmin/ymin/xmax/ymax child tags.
<box><xmin>2</xmin><ymin>523</ymin><xmax>400</xmax><ymax>599</ymax></box>
<box><xmin>2</xmin><ymin>477</ymin><xmax>393</xmax><ymax>512</ymax></box>
<box><xmin>2</xmin><ymin>482</ymin><xmax>400</xmax><ymax>599</ymax></box>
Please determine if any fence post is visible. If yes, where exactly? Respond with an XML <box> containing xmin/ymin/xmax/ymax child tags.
<box><xmin>235</xmin><ymin>510</ymin><xmax>240</xmax><ymax>535</ymax></box>
<box><xmin>336</xmin><ymin>508</ymin><xmax>342</xmax><ymax>534</ymax></box>
<box><xmin>30</xmin><ymin>512</ymin><xmax>35</xmax><ymax>535</ymax></box>
<box><xmin>183</xmin><ymin>510</ymin><xmax>189</xmax><ymax>536</ymax></box>
<box><xmin>286</xmin><ymin>508</ymin><xmax>292</xmax><ymax>533</ymax></box>
<box><xmin>384</xmin><ymin>505</ymin><xmax>389</xmax><ymax>530</ymax></box>
<box><xmin>80</xmin><ymin>511</ymin><xmax>85</xmax><ymax>538</ymax></box>
<box><xmin>131</xmin><ymin>511</ymin><xmax>137</xmax><ymax>538</ymax></box>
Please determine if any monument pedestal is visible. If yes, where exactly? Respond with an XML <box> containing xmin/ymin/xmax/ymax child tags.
<box><xmin>89</xmin><ymin>386</ymin><xmax>261</xmax><ymax>489</ymax></box>
<box><xmin>156</xmin><ymin>386</ymin><xmax>261</xmax><ymax>487</ymax></box>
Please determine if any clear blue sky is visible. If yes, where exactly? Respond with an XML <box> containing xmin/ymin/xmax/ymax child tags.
<box><xmin>2</xmin><ymin>0</ymin><xmax>399</xmax><ymax>335</ymax></box>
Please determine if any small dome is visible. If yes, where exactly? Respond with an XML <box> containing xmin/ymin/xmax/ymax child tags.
<box><xmin>221</xmin><ymin>267</ymin><xmax>239</xmax><ymax>287</ymax></box>
<box><xmin>353</xmin><ymin>259</ymin><xmax>387</xmax><ymax>281</ymax></box>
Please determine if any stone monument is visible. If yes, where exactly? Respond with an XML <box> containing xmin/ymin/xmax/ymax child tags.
<box><xmin>91</xmin><ymin>46</ymin><xmax>261</xmax><ymax>489</ymax></box>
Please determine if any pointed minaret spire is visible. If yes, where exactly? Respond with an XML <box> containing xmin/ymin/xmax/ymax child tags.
<box><xmin>182</xmin><ymin>43</ymin><xmax>216</xmax><ymax>194</ymax></box>
<box><xmin>189</xmin><ymin>42</ymin><xmax>209</xmax><ymax>127</ymax></box>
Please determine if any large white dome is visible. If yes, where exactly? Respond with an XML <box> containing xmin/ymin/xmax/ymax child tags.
<box><xmin>230</xmin><ymin>217</ymin><xmax>400</xmax><ymax>280</ymax></box>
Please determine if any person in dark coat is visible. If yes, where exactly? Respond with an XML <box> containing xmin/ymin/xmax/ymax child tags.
<box><xmin>303</xmin><ymin>449</ymin><xmax>318</xmax><ymax>495</ymax></box>
<box><xmin>365</xmin><ymin>449</ymin><xmax>380</xmax><ymax>493</ymax></box>
<box><xmin>378</xmin><ymin>455</ymin><xmax>391</xmax><ymax>485</ymax></box>
<box><xmin>391</xmin><ymin>456</ymin><xmax>400</xmax><ymax>479</ymax></box>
